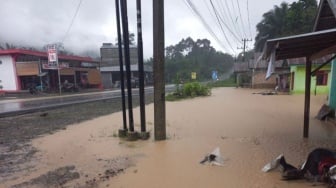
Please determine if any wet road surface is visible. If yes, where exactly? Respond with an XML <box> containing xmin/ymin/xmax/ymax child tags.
<box><xmin>0</xmin><ymin>86</ymin><xmax>174</xmax><ymax>117</ymax></box>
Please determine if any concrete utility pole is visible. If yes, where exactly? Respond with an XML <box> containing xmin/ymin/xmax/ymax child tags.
<box><xmin>120</xmin><ymin>0</ymin><xmax>135</xmax><ymax>133</ymax></box>
<box><xmin>115</xmin><ymin>0</ymin><xmax>128</xmax><ymax>133</ymax></box>
<box><xmin>238</xmin><ymin>38</ymin><xmax>252</xmax><ymax>62</ymax></box>
<box><xmin>153</xmin><ymin>0</ymin><xmax>166</xmax><ymax>140</ymax></box>
<box><xmin>136</xmin><ymin>0</ymin><xmax>146</xmax><ymax>133</ymax></box>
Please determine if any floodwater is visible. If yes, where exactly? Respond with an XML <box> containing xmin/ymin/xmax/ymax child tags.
<box><xmin>4</xmin><ymin>87</ymin><xmax>336</xmax><ymax>187</ymax></box>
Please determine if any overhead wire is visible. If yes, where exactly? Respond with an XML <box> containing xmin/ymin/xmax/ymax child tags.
<box><xmin>210</xmin><ymin>0</ymin><xmax>242</xmax><ymax>43</ymax></box>
<box><xmin>228</xmin><ymin>0</ymin><xmax>247</xmax><ymax>39</ymax></box>
<box><xmin>221</xmin><ymin>0</ymin><xmax>244</xmax><ymax>40</ymax></box>
<box><xmin>235</xmin><ymin>0</ymin><xmax>248</xmax><ymax>38</ymax></box>
<box><xmin>61</xmin><ymin>0</ymin><xmax>83</xmax><ymax>43</ymax></box>
<box><xmin>183</xmin><ymin>0</ymin><xmax>231</xmax><ymax>53</ymax></box>
<box><xmin>246</xmin><ymin>0</ymin><xmax>253</xmax><ymax>39</ymax></box>
<box><xmin>183</xmin><ymin>0</ymin><xmax>253</xmax><ymax>55</ymax></box>
<box><xmin>206</xmin><ymin>0</ymin><xmax>237</xmax><ymax>53</ymax></box>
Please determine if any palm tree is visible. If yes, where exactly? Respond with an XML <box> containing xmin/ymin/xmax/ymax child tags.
<box><xmin>254</xmin><ymin>3</ymin><xmax>289</xmax><ymax>52</ymax></box>
<box><xmin>254</xmin><ymin>0</ymin><xmax>317</xmax><ymax>52</ymax></box>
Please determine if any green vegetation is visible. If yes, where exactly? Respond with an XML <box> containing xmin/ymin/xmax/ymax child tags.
<box><xmin>255</xmin><ymin>0</ymin><xmax>318</xmax><ymax>52</ymax></box>
<box><xmin>163</xmin><ymin>37</ymin><xmax>234</xmax><ymax>83</ymax></box>
<box><xmin>166</xmin><ymin>82</ymin><xmax>211</xmax><ymax>101</ymax></box>
<box><xmin>206</xmin><ymin>77</ymin><xmax>236</xmax><ymax>88</ymax></box>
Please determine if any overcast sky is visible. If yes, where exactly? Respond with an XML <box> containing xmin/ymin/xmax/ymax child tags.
<box><xmin>0</xmin><ymin>0</ymin><xmax>308</xmax><ymax>59</ymax></box>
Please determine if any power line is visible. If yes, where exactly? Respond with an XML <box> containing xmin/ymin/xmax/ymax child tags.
<box><xmin>214</xmin><ymin>0</ymin><xmax>242</xmax><ymax>40</ymax></box>
<box><xmin>183</xmin><ymin>0</ymin><xmax>231</xmax><ymax>53</ymax></box>
<box><xmin>61</xmin><ymin>0</ymin><xmax>83</xmax><ymax>43</ymax></box>
<box><xmin>235</xmin><ymin>0</ymin><xmax>248</xmax><ymax>38</ymax></box>
<box><xmin>209</xmin><ymin>0</ymin><xmax>236</xmax><ymax>53</ymax></box>
<box><xmin>203</xmin><ymin>0</ymin><xmax>239</xmax><ymax>48</ymax></box>
<box><xmin>246</xmin><ymin>0</ymin><xmax>253</xmax><ymax>39</ymax></box>
<box><xmin>220</xmin><ymin>0</ymin><xmax>244</xmax><ymax>40</ymax></box>
<box><xmin>209</xmin><ymin>0</ymin><xmax>242</xmax><ymax>43</ymax></box>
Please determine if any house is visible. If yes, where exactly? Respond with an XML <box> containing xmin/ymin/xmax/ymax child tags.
<box><xmin>289</xmin><ymin>57</ymin><xmax>332</xmax><ymax>94</ymax></box>
<box><xmin>0</xmin><ymin>49</ymin><xmax>101</xmax><ymax>93</ymax></box>
<box><xmin>234</xmin><ymin>53</ymin><xmax>289</xmax><ymax>91</ymax></box>
<box><xmin>99</xmin><ymin>43</ymin><xmax>153</xmax><ymax>89</ymax></box>
<box><xmin>314</xmin><ymin>0</ymin><xmax>336</xmax><ymax>110</ymax></box>
<box><xmin>262</xmin><ymin>0</ymin><xmax>336</xmax><ymax>137</ymax></box>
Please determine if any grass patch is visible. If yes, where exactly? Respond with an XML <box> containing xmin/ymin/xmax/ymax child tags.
<box><xmin>206</xmin><ymin>77</ymin><xmax>236</xmax><ymax>88</ymax></box>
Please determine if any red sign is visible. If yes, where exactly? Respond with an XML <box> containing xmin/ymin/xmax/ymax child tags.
<box><xmin>47</xmin><ymin>44</ymin><xmax>58</xmax><ymax>69</ymax></box>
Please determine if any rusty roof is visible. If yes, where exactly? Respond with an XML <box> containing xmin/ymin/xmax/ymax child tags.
<box><xmin>314</xmin><ymin>0</ymin><xmax>336</xmax><ymax>31</ymax></box>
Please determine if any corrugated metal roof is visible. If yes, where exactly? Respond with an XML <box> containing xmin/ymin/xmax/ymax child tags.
<box><xmin>0</xmin><ymin>49</ymin><xmax>98</xmax><ymax>63</ymax></box>
<box><xmin>263</xmin><ymin>28</ymin><xmax>336</xmax><ymax>60</ymax></box>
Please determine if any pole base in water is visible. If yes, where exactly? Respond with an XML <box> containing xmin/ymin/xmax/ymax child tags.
<box><xmin>127</xmin><ymin>131</ymin><xmax>139</xmax><ymax>141</ymax></box>
<box><xmin>118</xmin><ymin>129</ymin><xmax>127</xmax><ymax>138</ymax></box>
<box><xmin>139</xmin><ymin>131</ymin><xmax>150</xmax><ymax>140</ymax></box>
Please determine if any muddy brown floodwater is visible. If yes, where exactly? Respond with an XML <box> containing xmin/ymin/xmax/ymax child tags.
<box><xmin>1</xmin><ymin>87</ymin><xmax>336</xmax><ymax>188</ymax></box>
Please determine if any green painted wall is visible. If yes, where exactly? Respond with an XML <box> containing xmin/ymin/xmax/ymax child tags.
<box><xmin>290</xmin><ymin>64</ymin><xmax>331</xmax><ymax>94</ymax></box>
<box><xmin>329</xmin><ymin>60</ymin><xmax>336</xmax><ymax>109</ymax></box>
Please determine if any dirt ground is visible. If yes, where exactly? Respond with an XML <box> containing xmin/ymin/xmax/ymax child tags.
<box><xmin>1</xmin><ymin>87</ymin><xmax>336</xmax><ymax>188</ymax></box>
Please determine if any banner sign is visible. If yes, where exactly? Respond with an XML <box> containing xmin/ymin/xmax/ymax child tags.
<box><xmin>47</xmin><ymin>44</ymin><xmax>59</xmax><ymax>69</ymax></box>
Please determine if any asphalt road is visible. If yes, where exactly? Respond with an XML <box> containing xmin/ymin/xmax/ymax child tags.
<box><xmin>0</xmin><ymin>85</ymin><xmax>175</xmax><ymax>117</ymax></box>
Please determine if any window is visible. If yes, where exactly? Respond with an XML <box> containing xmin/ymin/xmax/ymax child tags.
<box><xmin>316</xmin><ymin>71</ymin><xmax>328</xmax><ymax>86</ymax></box>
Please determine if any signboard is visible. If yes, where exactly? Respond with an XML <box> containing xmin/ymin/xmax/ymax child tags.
<box><xmin>191</xmin><ymin>72</ymin><xmax>197</xmax><ymax>80</ymax></box>
<box><xmin>42</xmin><ymin>62</ymin><xmax>69</xmax><ymax>70</ymax></box>
<box><xmin>212</xmin><ymin>70</ymin><xmax>218</xmax><ymax>80</ymax></box>
<box><xmin>47</xmin><ymin>44</ymin><xmax>59</xmax><ymax>69</ymax></box>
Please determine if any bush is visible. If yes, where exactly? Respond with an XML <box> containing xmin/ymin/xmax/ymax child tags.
<box><xmin>166</xmin><ymin>82</ymin><xmax>211</xmax><ymax>101</ymax></box>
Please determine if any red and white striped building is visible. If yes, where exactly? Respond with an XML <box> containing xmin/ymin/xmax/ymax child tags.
<box><xmin>0</xmin><ymin>49</ymin><xmax>101</xmax><ymax>93</ymax></box>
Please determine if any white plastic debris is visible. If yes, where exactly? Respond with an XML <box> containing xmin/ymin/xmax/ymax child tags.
<box><xmin>210</xmin><ymin>147</ymin><xmax>224</xmax><ymax>166</ymax></box>
<box><xmin>262</xmin><ymin>154</ymin><xmax>283</xmax><ymax>172</ymax></box>
<box><xmin>200</xmin><ymin>147</ymin><xmax>225</xmax><ymax>166</ymax></box>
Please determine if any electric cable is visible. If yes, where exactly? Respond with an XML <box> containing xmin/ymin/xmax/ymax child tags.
<box><xmin>61</xmin><ymin>0</ymin><xmax>83</xmax><ymax>43</ymax></box>
<box><xmin>183</xmin><ymin>0</ymin><xmax>231</xmax><ymax>53</ymax></box>
<box><xmin>235</xmin><ymin>0</ymin><xmax>248</xmax><ymax>38</ymax></box>
<box><xmin>246</xmin><ymin>0</ymin><xmax>253</xmax><ymax>39</ymax></box>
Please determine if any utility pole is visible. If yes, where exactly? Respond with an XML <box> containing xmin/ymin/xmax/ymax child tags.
<box><xmin>238</xmin><ymin>38</ymin><xmax>252</xmax><ymax>62</ymax></box>
<box><xmin>120</xmin><ymin>0</ymin><xmax>135</xmax><ymax>134</ymax></box>
<box><xmin>153</xmin><ymin>0</ymin><xmax>166</xmax><ymax>140</ymax></box>
<box><xmin>136</xmin><ymin>0</ymin><xmax>149</xmax><ymax>139</ymax></box>
<box><xmin>115</xmin><ymin>0</ymin><xmax>128</xmax><ymax>135</ymax></box>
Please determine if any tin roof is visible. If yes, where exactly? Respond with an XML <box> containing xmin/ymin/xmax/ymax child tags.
<box><xmin>263</xmin><ymin>28</ymin><xmax>336</xmax><ymax>60</ymax></box>
<box><xmin>0</xmin><ymin>49</ymin><xmax>98</xmax><ymax>63</ymax></box>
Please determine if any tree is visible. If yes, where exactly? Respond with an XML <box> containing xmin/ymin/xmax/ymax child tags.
<box><xmin>164</xmin><ymin>37</ymin><xmax>234</xmax><ymax>83</ymax></box>
<box><xmin>254</xmin><ymin>0</ymin><xmax>317</xmax><ymax>52</ymax></box>
<box><xmin>284</xmin><ymin>0</ymin><xmax>317</xmax><ymax>35</ymax></box>
<box><xmin>254</xmin><ymin>2</ymin><xmax>289</xmax><ymax>52</ymax></box>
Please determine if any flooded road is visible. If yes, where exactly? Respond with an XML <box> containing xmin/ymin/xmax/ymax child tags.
<box><xmin>3</xmin><ymin>87</ymin><xmax>336</xmax><ymax>188</ymax></box>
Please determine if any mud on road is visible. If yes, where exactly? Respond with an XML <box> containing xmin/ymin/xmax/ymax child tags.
<box><xmin>0</xmin><ymin>95</ymin><xmax>153</xmax><ymax>187</ymax></box>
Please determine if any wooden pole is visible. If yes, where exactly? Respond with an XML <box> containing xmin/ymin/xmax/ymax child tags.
<box><xmin>153</xmin><ymin>0</ymin><xmax>166</xmax><ymax>140</ymax></box>
<box><xmin>303</xmin><ymin>57</ymin><xmax>312</xmax><ymax>138</ymax></box>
